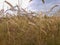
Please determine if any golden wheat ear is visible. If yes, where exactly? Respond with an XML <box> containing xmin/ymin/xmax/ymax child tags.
<box><xmin>4</xmin><ymin>1</ymin><xmax>13</xmax><ymax>8</ymax></box>
<box><xmin>48</xmin><ymin>5</ymin><xmax>59</xmax><ymax>12</ymax></box>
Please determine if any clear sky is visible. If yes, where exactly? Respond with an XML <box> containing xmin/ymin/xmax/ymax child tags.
<box><xmin>0</xmin><ymin>0</ymin><xmax>60</xmax><ymax>12</ymax></box>
<box><xmin>27</xmin><ymin>0</ymin><xmax>60</xmax><ymax>12</ymax></box>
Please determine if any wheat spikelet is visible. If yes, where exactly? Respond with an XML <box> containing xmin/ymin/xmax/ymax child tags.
<box><xmin>5</xmin><ymin>0</ymin><xmax>21</xmax><ymax>15</ymax></box>
<box><xmin>5</xmin><ymin>1</ymin><xmax>13</xmax><ymax>8</ymax></box>
<box><xmin>48</xmin><ymin>5</ymin><xmax>59</xmax><ymax>13</ymax></box>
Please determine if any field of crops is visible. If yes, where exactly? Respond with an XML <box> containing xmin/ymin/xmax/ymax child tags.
<box><xmin>0</xmin><ymin>15</ymin><xmax>60</xmax><ymax>45</ymax></box>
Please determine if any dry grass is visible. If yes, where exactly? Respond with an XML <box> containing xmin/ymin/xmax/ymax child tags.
<box><xmin>0</xmin><ymin>15</ymin><xmax>60</xmax><ymax>45</ymax></box>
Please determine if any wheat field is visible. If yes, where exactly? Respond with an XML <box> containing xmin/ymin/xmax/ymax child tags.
<box><xmin>0</xmin><ymin>14</ymin><xmax>60</xmax><ymax>45</ymax></box>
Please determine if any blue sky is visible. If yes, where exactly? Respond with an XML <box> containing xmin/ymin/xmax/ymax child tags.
<box><xmin>0</xmin><ymin>0</ymin><xmax>60</xmax><ymax>12</ymax></box>
<box><xmin>27</xmin><ymin>0</ymin><xmax>60</xmax><ymax>12</ymax></box>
